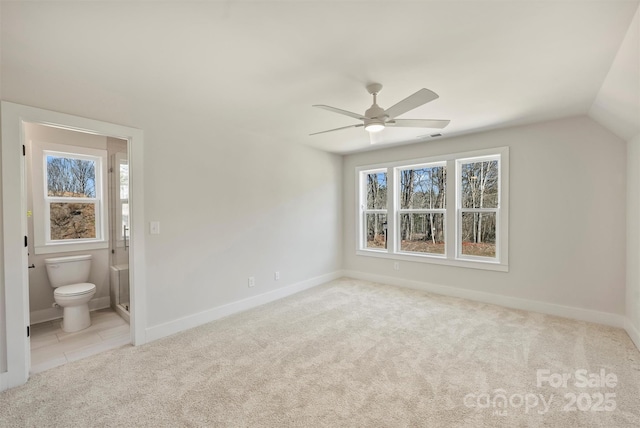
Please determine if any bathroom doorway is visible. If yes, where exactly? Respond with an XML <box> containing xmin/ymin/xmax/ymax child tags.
<box><xmin>23</xmin><ymin>123</ymin><xmax>131</xmax><ymax>373</ymax></box>
<box><xmin>25</xmin><ymin>124</ymin><xmax>132</xmax><ymax>373</ymax></box>
<box><xmin>1</xmin><ymin>102</ymin><xmax>147</xmax><ymax>390</ymax></box>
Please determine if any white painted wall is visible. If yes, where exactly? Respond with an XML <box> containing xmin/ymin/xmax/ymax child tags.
<box><xmin>0</xmin><ymin>37</ymin><xmax>6</xmax><ymax>372</ymax></box>
<box><xmin>2</xmin><ymin>84</ymin><xmax>343</xmax><ymax>336</ymax></box>
<box><xmin>142</xmin><ymin>121</ymin><xmax>342</xmax><ymax>327</ymax></box>
<box><xmin>0</xmin><ymin>0</ymin><xmax>7</xmax><ymax>373</ymax></box>
<box><xmin>628</xmin><ymin>133</ymin><xmax>640</xmax><ymax>347</ymax></box>
<box><xmin>344</xmin><ymin>116</ymin><xmax>627</xmax><ymax>316</ymax></box>
<box><xmin>588</xmin><ymin>3</ymin><xmax>640</xmax><ymax>344</ymax></box>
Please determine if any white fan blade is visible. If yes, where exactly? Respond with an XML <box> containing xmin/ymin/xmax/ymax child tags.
<box><xmin>310</xmin><ymin>123</ymin><xmax>363</xmax><ymax>136</ymax></box>
<box><xmin>384</xmin><ymin>89</ymin><xmax>439</xmax><ymax>119</ymax></box>
<box><xmin>387</xmin><ymin>119</ymin><xmax>450</xmax><ymax>129</ymax></box>
<box><xmin>313</xmin><ymin>105</ymin><xmax>365</xmax><ymax>120</ymax></box>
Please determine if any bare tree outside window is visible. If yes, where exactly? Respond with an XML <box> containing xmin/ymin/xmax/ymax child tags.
<box><xmin>365</xmin><ymin>172</ymin><xmax>387</xmax><ymax>249</ymax></box>
<box><xmin>460</xmin><ymin>159</ymin><xmax>499</xmax><ymax>257</ymax></box>
<box><xmin>46</xmin><ymin>155</ymin><xmax>98</xmax><ymax>240</ymax></box>
<box><xmin>399</xmin><ymin>165</ymin><xmax>446</xmax><ymax>254</ymax></box>
<box><xmin>357</xmin><ymin>149</ymin><xmax>507</xmax><ymax>269</ymax></box>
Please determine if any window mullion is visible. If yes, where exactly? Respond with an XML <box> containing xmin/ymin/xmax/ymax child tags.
<box><xmin>445</xmin><ymin>159</ymin><xmax>456</xmax><ymax>260</ymax></box>
<box><xmin>387</xmin><ymin>167</ymin><xmax>396</xmax><ymax>254</ymax></box>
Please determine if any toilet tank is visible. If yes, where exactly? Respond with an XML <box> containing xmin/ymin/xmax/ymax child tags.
<box><xmin>44</xmin><ymin>255</ymin><xmax>92</xmax><ymax>288</ymax></box>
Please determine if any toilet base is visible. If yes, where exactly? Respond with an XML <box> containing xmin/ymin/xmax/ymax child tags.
<box><xmin>62</xmin><ymin>304</ymin><xmax>91</xmax><ymax>333</ymax></box>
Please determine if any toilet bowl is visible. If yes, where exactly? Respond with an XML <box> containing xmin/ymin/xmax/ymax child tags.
<box><xmin>44</xmin><ymin>255</ymin><xmax>97</xmax><ymax>333</ymax></box>
<box><xmin>54</xmin><ymin>282</ymin><xmax>96</xmax><ymax>332</ymax></box>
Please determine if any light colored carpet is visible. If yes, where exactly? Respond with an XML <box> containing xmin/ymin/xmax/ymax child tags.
<box><xmin>1</xmin><ymin>278</ymin><xmax>639</xmax><ymax>427</ymax></box>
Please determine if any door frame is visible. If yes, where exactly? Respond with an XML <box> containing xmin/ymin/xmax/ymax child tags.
<box><xmin>0</xmin><ymin>102</ymin><xmax>147</xmax><ymax>390</ymax></box>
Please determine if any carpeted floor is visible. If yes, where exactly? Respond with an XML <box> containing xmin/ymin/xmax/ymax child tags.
<box><xmin>1</xmin><ymin>278</ymin><xmax>639</xmax><ymax>427</ymax></box>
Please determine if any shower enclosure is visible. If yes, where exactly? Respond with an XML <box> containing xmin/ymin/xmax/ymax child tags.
<box><xmin>110</xmin><ymin>149</ymin><xmax>130</xmax><ymax>321</ymax></box>
<box><xmin>111</xmin><ymin>264</ymin><xmax>129</xmax><ymax>319</ymax></box>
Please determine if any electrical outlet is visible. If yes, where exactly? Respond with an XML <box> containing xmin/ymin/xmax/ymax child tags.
<box><xmin>393</xmin><ymin>262</ymin><xmax>400</xmax><ymax>271</ymax></box>
<box><xmin>274</xmin><ymin>271</ymin><xmax>280</xmax><ymax>280</ymax></box>
<box><xmin>248</xmin><ymin>276</ymin><xmax>255</xmax><ymax>287</ymax></box>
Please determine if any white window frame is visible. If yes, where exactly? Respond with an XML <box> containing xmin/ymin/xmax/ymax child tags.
<box><xmin>456</xmin><ymin>154</ymin><xmax>501</xmax><ymax>262</ymax></box>
<box><xmin>359</xmin><ymin>168</ymin><xmax>388</xmax><ymax>252</ymax></box>
<box><xmin>355</xmin><ymin>147</ymin><xmax>509</xmax><ymax>272</ymax></box>
<box><xmin>395</xmin><ymin>161</ymin><xmax>447</xmax><ymax>258</ymax></box>
<box><xmin>31</xmin><ymin>141</ymin><xmax>109</xmax><ymax>254</ymax></box>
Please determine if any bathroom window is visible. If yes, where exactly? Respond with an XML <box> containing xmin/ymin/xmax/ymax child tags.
<box><xmin>31</xmin><ymin>141</ymin><xmax>109</xmax><ymax>254</ymax></box>
<box><xmin>114</xmin><ymin>152</ymin><xmax>129</xmax><ymax>244</ymax></box>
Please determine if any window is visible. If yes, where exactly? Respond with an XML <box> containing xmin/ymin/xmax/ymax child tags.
<box><xmin>363</xmin><ymin>170</ymin><xmax>387</xmax><ymax>250</ymax></box>
<box><xmin>458</xmin><ymin>156</ymin><xmax>500</xmax><ymax>260</ymax></box>
<box><xmin>398</xmin><ymin>163</ymin><xmax>446</xmax><ymax>255</ymax></box>
<box><xmin>113</xmin><ymin>152</ymin><xmax>129</xmax><ymax>245</ymax></box>
<box><xmin>32</xmin><ymin>142</ymin><xmax>108</xmax><ymax>254</ymax></box>
<box><xmin>356</xmin><ymin>147</ymin><xmax>508</xmax><ymax>271</ymax></box>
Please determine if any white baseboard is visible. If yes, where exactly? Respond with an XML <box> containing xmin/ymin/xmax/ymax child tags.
<box><xmin>344</xmin><ymin>270</ymin><xmax>626</xmax><ymax>329</ymax></box>
<box><xmin>624</xmin><ymin>318</ymin><xmax>640</xmax><ymax>351</ymax></box>
<box><xmin>30</xmin><ymin>296</ymin><xmax>111</xmax><ymax>325</ymax></box>
<box><xmin>145</xmin><ymin>270</ymin><xmax>344</xmax><ymax>343</ymax></box>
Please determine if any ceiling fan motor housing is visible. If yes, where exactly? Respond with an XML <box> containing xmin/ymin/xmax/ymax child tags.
<box><xmin>364</xmin><ymin>103</ymin><xmax>387</xmax><ymax>132</ymax></box>
<box><xmin>364</xmin><ymin>103</ymin><xmax>388</xmax><ymax>128</ymax></box>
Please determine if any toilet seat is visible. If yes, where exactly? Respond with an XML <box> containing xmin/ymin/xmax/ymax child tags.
<box><xmin>54</xmin><ymin>283</ymin><xmax>96</xmax><ymax>297</ymax></box>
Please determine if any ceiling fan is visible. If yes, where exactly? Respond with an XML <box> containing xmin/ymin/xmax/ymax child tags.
<box><xmin>310</xmin><ymin>83</ymin><xmax>450</xmax><ymax>137</ymax></box>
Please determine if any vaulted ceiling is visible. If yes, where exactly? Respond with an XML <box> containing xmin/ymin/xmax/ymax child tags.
<box><xmin>2</xmin><ymin>1</ymin><xmax>638</xmax><ymax>153</ymax></box>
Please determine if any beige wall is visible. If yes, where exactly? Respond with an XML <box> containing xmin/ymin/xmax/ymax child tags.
<box><xmin>343</xmin><ymin>116</ymin><xmax>627</xmax><ymax>315</ymax></box>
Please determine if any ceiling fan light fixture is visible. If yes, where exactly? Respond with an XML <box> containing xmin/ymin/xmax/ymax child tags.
<box><xmin>365</xmin><ymin>121</ymin><xmax>385</xmax><ymax>133</ymax></box>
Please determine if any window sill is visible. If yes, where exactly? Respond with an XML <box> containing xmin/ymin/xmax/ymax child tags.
<box><xmin>356</xmin><ymin>249</ymin><xmax>509</xmax><ymax>272</ymax></box>
<box><xmin>34</xmin><ymin>241</ymin><xmax>109</xmax><ymax>255</ymax></box>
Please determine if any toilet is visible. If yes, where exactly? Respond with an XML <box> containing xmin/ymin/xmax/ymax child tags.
<box><xmin>44</xmin><ymin>255</ymin><xmax>97</xmax><ymax>333</ymax></box>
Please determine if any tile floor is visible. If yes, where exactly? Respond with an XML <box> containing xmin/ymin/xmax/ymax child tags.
<box><xmin>30</xmin><ymin>308</ymin><xmax>131</xmax><ymax>374</ymax></box>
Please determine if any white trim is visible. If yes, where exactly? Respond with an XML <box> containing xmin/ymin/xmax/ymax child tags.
<box><xmin>145</xmin><ymin>271</ymin><xmax>344</xmax><ymax>343</ymax></box>
<box><xmin>354</xmin><ymin>249</ymin><xmax>509</xmax><ymax>272</ymax></box>
<box><xmin>357</xmin><ymin>169</ymin><xmax>389</xmax><ymax>252</ymax></box>
<box><xmin>344</xmin><ymin>270</ymin><xmax>626</xmax><ymax>329</ymax></box>
<box><xmin>1</xmin><ymin>102</ymin><xmax>146</xmax><ymax>391</ymax></box>
<box><xmin>35</xmin><ymin>242</ymin><xmax>110</xmax><ymax>255</ymax></box>
<box><xmin>29</xmin><ymin>296</ymin><xmax>111</xmax><ymax>325</ymax></box>
<box><xmin>1</xmin><ymin>105</ymin><xmax>30</xmax><ymax>390</ymax></box>
<box><xmin>624</xmin><ymin>319</ymin><xmax>640</xmax><ymax>352</ymax></box>
<box><xmin>456</xmin><ymin>155</ymin><xmax>501</xmax><ymax>262</ymax></box>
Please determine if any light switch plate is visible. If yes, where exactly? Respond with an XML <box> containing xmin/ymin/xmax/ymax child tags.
<box><xmin>150</xmin><ymin>221</ymin><xmax>160</xmax><ymax>235</ymax></box>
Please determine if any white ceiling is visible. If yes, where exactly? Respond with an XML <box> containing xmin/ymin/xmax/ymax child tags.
<box><xmin>2</xmin><ymin>1</ymin><xmax>639</xmax><ymax>153</ymax></box>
